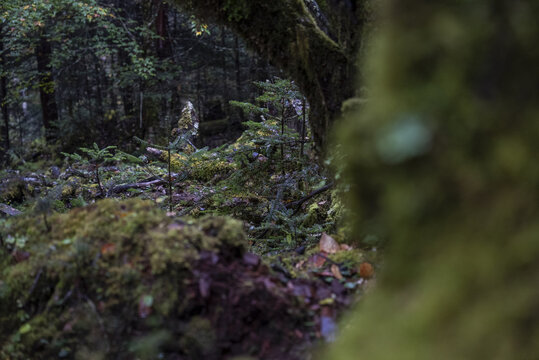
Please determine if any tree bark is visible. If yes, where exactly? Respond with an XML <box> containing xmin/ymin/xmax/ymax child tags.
<box><xmin>170</xmin><ymin>0</ymin><xmax>366</xmax><ymax>153</ymax></box>
<box><xmin>36</xmin><ymin>36</ymin><xmax>59</xmax><ymax>142</ymax></box>
<box><xmin>0</xmin><ymin>29</ymin><xmax>10</xmax><ymax>156</ymax></box>
<box><xmin>328</xmin><ymin>0</ymin><xmax>539</xmax><ymax>359</ymax></box>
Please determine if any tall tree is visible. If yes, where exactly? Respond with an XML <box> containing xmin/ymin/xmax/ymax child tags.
<box><xmin>170</xmin><ymin>0</ymin><xmax>369</xmax><ymax>153</ymax></box>
<box><xmin>0</xmin><ymin>25</ymin><xmax>10</xmax><ymax>156</ymax></box>
<box><xmin>35</xmin><ymin>34</ymin><xmax>58</xmax><ymax>141</ymax></box>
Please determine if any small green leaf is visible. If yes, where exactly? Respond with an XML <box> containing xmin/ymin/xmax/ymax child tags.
<box><xmin>19</xmin><ymin>323</ymin><xmax>31</xmax><ymax>334</ymax></box>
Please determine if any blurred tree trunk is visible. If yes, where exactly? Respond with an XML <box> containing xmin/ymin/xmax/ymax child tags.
<box><xmin>328</xmin><ymin>0</ymin><xmax>539</xmax><ymax>359</ymax></box>
<box><xmin>170</xmin><ymin>0</ymin><xmax>368</xmax><ymax>154</ymax></box>
<box><xmin>36</xmin><ymin>36</ymin><xmax>58</xmax><ymax>142</ymax></box>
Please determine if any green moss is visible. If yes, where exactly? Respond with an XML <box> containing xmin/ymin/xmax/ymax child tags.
<box><xmin>161</xmin><ymin>151</ymin><xmax>236</xmax><ymax>182</ymax></box>
<box><xmin>327</xmin><ymin>0</ymin><xmax>539</xmax><ymax>359</ymax></box>
<box><xmin>0</xmin><ymin>178</ymin><xmax>27</xmax><ymax>204</ymax></box>
<box><xmin>61</xmin><ymin>176</ymin><xmax>82</xmax><ymax>199</ymax></box>
<box><xmin>0</xmin><ymin>199</ymin><xmax>247</xmax><ymax>359</ymax></box>
<box><xmin>179</xmin><ymin>316</ymin><xmax>216</xmax><ymax>358</ymax></box>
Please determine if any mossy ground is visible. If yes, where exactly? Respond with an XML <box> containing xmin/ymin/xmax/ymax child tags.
<box><xmin>0</xmin><ymin>198</ymin><xmax>365</xmax><ymax>359</ymax></box>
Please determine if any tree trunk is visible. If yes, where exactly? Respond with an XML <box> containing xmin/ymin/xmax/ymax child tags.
<box><xmin>154</xmin><ymin>0</ymin><xmax>173</xmax><ymax>59</ymax></box>
<box><xmin>36</xmin><ymin>36</ymin><xmax>59</xmax><ymax>142</ymax></box>
<box><xmin>0</xmin><ymin>28</ymin><xmax>10</xmax><ymax>156</ymax></box>
<box><xmin>170</xmin><ymin>0</ymin><xmax>366</xmax><ymax>153</ymax></box>
<box><xmin>328</xmin><ymin>0</ymin><xmax>539</xmax><ymax>359</ymax></box>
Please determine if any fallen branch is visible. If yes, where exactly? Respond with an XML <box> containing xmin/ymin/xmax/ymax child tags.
<box><xmin>110</xmin><ymin>179</ymin><xmax>166</xmax><ymax>194</ymax></box>
<box><xmin>286</xmin><ymin>182</ymin><xmax>335</xmax><ymax>214</ymax></box>
<box><xmin>0</xmin><ymin>203</ymin><xmax>22</xmax><ymax>216</ymax></box>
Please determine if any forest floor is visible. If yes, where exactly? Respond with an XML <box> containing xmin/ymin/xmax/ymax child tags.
<box><xmin>0</xmin><ymin>129</ymin><xmax>378</xmax><ymax>359</ymax></box>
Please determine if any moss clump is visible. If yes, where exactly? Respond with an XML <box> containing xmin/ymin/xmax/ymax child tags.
<box><xmin>61</xmin><ymin>176</ymin><xmax>82</xmax><ymax>199</ymax></box>
<box><xmin>0</xmin><ymin>199</ymin><xmax>315</xmax><ymax>359</ymax></box>
<box><xmin>161</xmin><ymin>151</ymin><xmax>236</xmax><ymax>182</ymax></box>
<box><xmin>0</xmin><ymin>199</ymin><xmax>247</xmax><ymax>359</ymax></box>
<box><xmin>0</xmin><ymin>177</ymin><xmax>28</xmax><ymax>204</ymax></box>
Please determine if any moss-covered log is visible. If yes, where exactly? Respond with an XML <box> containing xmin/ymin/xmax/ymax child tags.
<box><xmin>327</xmin><ymin>0</ymin><xmax>539</xmax><ymax>359</ymax></box>
<box><xmin>170</xmin><ymin>0</ymin><xmax>369</xmax><ymax>153</ymax></box>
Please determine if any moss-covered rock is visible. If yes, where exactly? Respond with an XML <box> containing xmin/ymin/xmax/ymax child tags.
<box><xmin>0</xmin><ymin>199</ymin><xmax>314</xmax><ymax>359</ymax></box>
<box><xmin>0</xmin><ymin>177</ymin><xmax>28</xmax><ymax>204</ymax></box>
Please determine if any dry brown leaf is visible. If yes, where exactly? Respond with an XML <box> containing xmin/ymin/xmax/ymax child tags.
<box><xmin>331</xmin><ymin>264</ymin><xmax>343</xmax><ymax>280</ymax></box>
<box><xmin>308</xmin><ymin>254</ymin><xmax>327</xmax><ymax>268</ymax></box>
<box><xmin>319</xmin><ymin>232</ymin><xmax>340</xmax><ymax>254</ymax></box>
<box><xmin>359</xmin><ymin>262</ymin><xmax>374</xmax><ymax>279</ymax></box>
<box><xmin>100</xmin><ymin>243</ymin><xmax>116</xmax><ymax>256</ymax></box>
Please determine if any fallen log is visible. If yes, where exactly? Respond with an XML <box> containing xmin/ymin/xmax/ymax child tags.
<box><xmin>110</xmin><ymin>179</ymin><xmax>166</xmax><ymax>194</ymax></box>
<box><xmin>0</xmin><ymin>203</ymin><xmax>22</xmax><ymax>216</ymax></box>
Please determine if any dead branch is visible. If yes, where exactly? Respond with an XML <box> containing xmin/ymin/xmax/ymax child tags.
<box><xmin>110</xmin><ymin>179</ymin><xmax>166</xmax><ymax>194</ymax></box>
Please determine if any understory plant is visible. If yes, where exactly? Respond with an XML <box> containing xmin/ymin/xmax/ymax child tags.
<box><xmin>61</xmin><ymin>143</ymin><xmax>127</xmax><ymax>196</ymax></box>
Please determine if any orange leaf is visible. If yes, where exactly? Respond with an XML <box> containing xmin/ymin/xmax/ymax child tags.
<box><xmin>359</xmin><ymin>262</ymin><xmax>374</xmax><ymax>279</ymax></box>
<box><xmin>308</xmin><ymin>254</ymin><xmax>326</xmax><ymax>268</ymax></box>
<box><xmin>101</xmin><ymin>243</ymin><xmax>116</xmax><ymax>256</ymax></box>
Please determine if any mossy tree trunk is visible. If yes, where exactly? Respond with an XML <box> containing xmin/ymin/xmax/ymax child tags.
<box><xmin>329</xmin><ymin>0</ymin><xmax>539</xmax><ymax>359</ymax></box>
<box><xmin>170</xmin><ymin>0</ymin><xmax>368</xmax><ymax>153</ymax></box>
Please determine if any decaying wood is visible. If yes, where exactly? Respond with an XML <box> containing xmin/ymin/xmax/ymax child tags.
<box><xmin>110</xmin><ymin>179</ymin><xmax>166</xmax><ymax>194</ymax></box>
<box><xmin>0</xmin><ymin>203</ymin><xmax>22</xmax><ymax>216</ymax></box>
<box><xmin>146</xmin><ymin>147</ymin><xmax>164</xmax><ymax>158</ymax></box>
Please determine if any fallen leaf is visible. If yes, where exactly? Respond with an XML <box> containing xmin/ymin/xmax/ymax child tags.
<box><xmin>340</xmin><ymin>244</ymin><xmax>353</xmax><ymax>251</ymax></box>
<box><xmin>100</xmin><ymin>243</ymin><xmax>116</xmax><ymax>256</ymax></box>
<box><xmin>308</xmin><ymin>254</ymin><xmax>326</xmax><ymax>268</ymax></box>
<box><xmin>330</xmin><ymin>264</ymin><xmax>343</xmax><ymax>280</ymax></box>
<box><xmin>319</xmin><ymin>233</ymin><xmax>340</xmax><ymax>254</ymax></box>
<box><xmin>359</xmin><ymin>262</ymin><xmax>374</xmax><ymax>279</ymax></box>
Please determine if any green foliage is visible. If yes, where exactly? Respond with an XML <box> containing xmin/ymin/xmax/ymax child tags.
<box><xmin>62</xmin><ymin>143</ymin><xmax>123</xmax><ymax>165</ymax></box>
<box><xmin>62</xmin><ymin>143</ymin><xmax>126</xmax><ymax>196</ymax></box>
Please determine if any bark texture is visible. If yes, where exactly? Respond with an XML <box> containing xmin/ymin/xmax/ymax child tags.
<box><xmin>328</xmin><ymin>0</ymin><xmax>539</xmax><ymax>359</ymax></box>
<box><xmin>36</xmin><ymin>36</ymin><xmax>59</xmax><ymax>141</ymax></box>
<box><xmin>170</xmin><ymin>0</ymin><xmax>368</xmax><ymax>153</ymax></box>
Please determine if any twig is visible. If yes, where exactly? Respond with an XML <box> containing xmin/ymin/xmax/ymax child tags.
<box><xmin>27</xmin><ymin>268</ymin><xmax>43</xmax><ymax>298</ymax></box>
<box><xmin>287</xmin><ymin>182</ymin><xmax>335</xmax><ymax>215</ymax></box>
